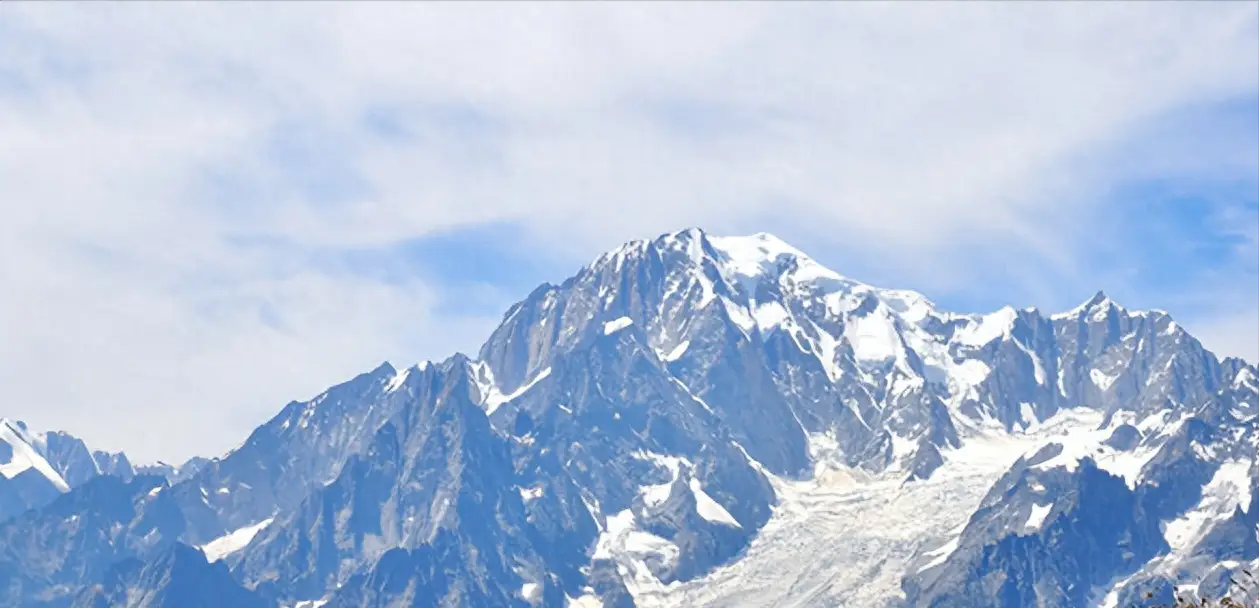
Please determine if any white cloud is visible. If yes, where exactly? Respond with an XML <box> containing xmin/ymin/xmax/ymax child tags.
<box><xmin>0</xmin><ymin>3</ymin><xmax>1255</xmax><ymax>460</ymax></box>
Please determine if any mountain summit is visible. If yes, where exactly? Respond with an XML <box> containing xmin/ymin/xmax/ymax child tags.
<box><xmin>1</xmin><ymin>228</ymin><xmax>1255</xmax><ymax>607</ymax></box>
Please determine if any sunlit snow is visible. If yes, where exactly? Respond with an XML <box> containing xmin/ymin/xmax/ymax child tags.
<box><xmin>200</xmin><ymin>517</ymin><xmax>274</xmax><ymax>562</ymax></box>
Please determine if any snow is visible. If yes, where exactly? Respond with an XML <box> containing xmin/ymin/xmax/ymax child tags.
<box><xmin>604</xmin><ymin>316</ymin><xmax>633</xmax><ymax>335</ymax></box>
<box><xmin>483</xmin><ymin>367</ymin><xmax>552</xmax><ymax>415</ymax></box>
<box><xmin>844</xmin><ymin>308</ymin><xmax>900</xmax><ymax>363</ymax></box>
<box><xmin>954</xmin><ymin>307</ymin><xmax>1015</xmax><ymax>347</ymax></box>
<box><xmin>385</xmin><ymin>366</ymin><xmax>414</xmax><ymax>392</ymax></box>
<box><xmin>567</xmin><ymin>593</ymin><xmax>603</xmax><ymax>608</ymax></box>
<box><xmin>591</xmin><ymin>509</ymin><xmax>680</xmax><ymax>584</ymax></box>
<box><xmin>752</xmin><ymin>301</ymin><xmax>790</xmax><ymax>331</ymax></box>
<box><xmin>1022</xmin><ymin>409</ymin><xmax>1160</xmax><ymax>488</ymax></box>
<box><xmin>635</xmin><ymin>451</ymin><xmax>689</xmax><ymax>507</ymax></box>
<box><xmin>620</xmin><ymin>408</ymin><xmax>1103</xmax><ymax>607</ymax></box>
<box><xmin>721</xmin><ymin>297</ymin><xmax>756</xmax><ymax>333</ymax></box>
<box><xmin>918</xmin><ymin>537</ymin><xmax>960</xmax><ymax>572</ymax></box>
<box><xmin>880</xmin><ymin>290</ymin><xmax>936</xmax><ymax>325</ymax></box>
<box><xmin>1024</xmin><ymin>503</ymin><xmax>1053</xmax><ymax>531</ymax></box>
<box><xmin>662</xmin><ymin>340</ymin><xmax>690</xmax><ymax>362</ymax></box>
<box><xmin>1162</xmin><ymin>459</ymin><xmax>1254</xmax><ymax>555</ymax></box>
<box><xmin>200</xmin><ymin>517</ymin><xmax>274</xmax><ymax>562</ymax></box>
<box><xmin>1019</xmin><ymin>403</ymin><xmax>1037</xmax><ymax>428</ymax></box>
<box><xmin>0</xmin><ymin>419</ymin><xmax>70</xmax><ymax>492</ymax></box>
<box><xmin>707</xmin><ymin>233</ymin><xmax>809</xmax><ymax>279</ymax></box>
<box><xmin>688</xmin><ymin>478</ymin><xmax>741</xmax><ymax>528</ymax></box>
<box><xmin>1090</xmin><ymin>368</ymin><xmax>1119</xmax><ymax>391</ymax></box>
<box><xmin>519</xmin><ymin>485</ymin><xmax>544</xmax><ymax>502</ymax></box>
<box><xmin>1013</xmin><ymin>340</ymin><xmax>1045</xmax><ymax>385</ymax></box>
<box><xmin>951</xmin><ymin>362</ymin><xmax>992</xmax><ymax>390</ymax></box>
<box><xmin>1235</xmin><ymin>367</ymin><xmax>1258</xmax><ymax>391</ymax></box>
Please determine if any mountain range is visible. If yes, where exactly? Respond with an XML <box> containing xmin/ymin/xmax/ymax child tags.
<box><xmin>2</xmin><ymin>228</ymin><xmax>1255</xmax><ymax>607</ymax></box>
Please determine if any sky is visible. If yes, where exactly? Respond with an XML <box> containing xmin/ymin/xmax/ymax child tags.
<box><xmin>1</xmin><ymin>3</ymin><xmax>1256</xmax><ymax>464</ymax></box>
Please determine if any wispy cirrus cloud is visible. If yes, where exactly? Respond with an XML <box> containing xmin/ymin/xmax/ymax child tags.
<box><xmin>0</xmin><ymin>3</ymin><xmax>1255</xmax><ymax>461</ymax></box>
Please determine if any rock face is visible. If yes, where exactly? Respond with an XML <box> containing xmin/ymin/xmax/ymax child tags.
<box><xmin>73</xmin><ymin>542</ymin><xmax>268</xmax><ymax>608</ymax></box>
<box><xmin>1</xmin><ymin>228</ymin><xmax>1256</xmax><ymax>607</ymax></box>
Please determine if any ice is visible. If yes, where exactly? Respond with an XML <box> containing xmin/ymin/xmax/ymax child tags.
<box><xmin>200</xmin><ymin>517</ymin><xmax>274</xmax><ymax>562</ymax></box>
<box><xmin>624</xmin><ymin>408</ymin><xmax>1102</xmax><ymax>607</ymax></box>
<box><xmin>604</xmin><ymin>316</ymin><xmax>634</xmax><ymax>335</ymax></box>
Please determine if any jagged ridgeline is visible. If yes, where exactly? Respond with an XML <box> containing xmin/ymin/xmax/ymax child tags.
<box><xmin>1</xmin><ymin>228</ymin><xmax>1256</xmax><ymax>607</ymax></box>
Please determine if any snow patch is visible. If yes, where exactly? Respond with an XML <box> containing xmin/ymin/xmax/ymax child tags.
<box><xmin>483</xmin><ymin>367</ymin><xmax>552</xmax><ymax>415</ymax></box>
<box><xmin>689</xmin><ymin>478</ymin><xmax>741</xmax><ymax>528</ymax></box>
<box><xmin>1234</xmin><ymin>367</ymin><xmax>1258</xmax><ymax>391</ymax></box>
<box><xmin>635</xmin><ymin>451</ymin><xmax>689</xmax><ymax>507</ymax></box>
<box><xmin>604</xmin><ymin>316</ymin><xmax>633</xmax><ymax>335</ymax></box>
<box><xmin>200</xmin><ymin>517</ymin><xmax>274</xmax><ymax>562</ymax></box>
<box><xmin>1090</xmin><ymin>368</ymin><xmax>1119</xmax><ymax>391</ymax></box>
<box><xmin>662</xmin><ymin>340</ymin><xmax>690</xmax><ymax>362</ymax></box>
<box><xmin>519</xmin><ymin>485</ymin><xmax>544</xmax><ymax>502</ymax></box>
<box><xmin>1024</xmin><ymin>503</ymin><xmax>1053</xmax><ymax>531</ymax></box>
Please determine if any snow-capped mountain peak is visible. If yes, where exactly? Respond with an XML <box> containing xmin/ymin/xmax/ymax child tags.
<box><xmin>1</xmin><ymin>228</ymin><xmax>1254</xmax><ymax>608</ymax></box>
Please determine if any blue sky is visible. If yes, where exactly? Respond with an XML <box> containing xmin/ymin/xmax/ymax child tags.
<box><xmin>0</xmin><ymin>3</ymin><xmax>1255</xmax><ymax>462</ymax></box>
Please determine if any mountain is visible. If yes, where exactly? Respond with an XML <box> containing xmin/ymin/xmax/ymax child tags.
<box><xmin>73</xmin><ymin>542</ymin><xmax>267</xmax><ymax>608</ymax></box>
<box><xmin>0</xmin><ymin>419</ymin><xmax>71</xmax><ymax>522</ymax></box>
<box><xmin>0</xmin><ymin>418</ymin><xmax>145</xmax><ymax>523</ymax></box>
<box><xmin>0</xmin><ymin>228</ymin><xmax>1254</xmax><ymax>607</ymax></box>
